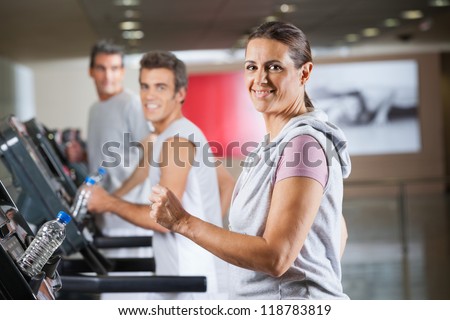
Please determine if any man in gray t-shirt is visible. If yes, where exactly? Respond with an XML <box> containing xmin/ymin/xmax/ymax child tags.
<box><xmin>86</xmin><ymin>40</ymin><xmax>152</xmax><ymax>299</ymax></box>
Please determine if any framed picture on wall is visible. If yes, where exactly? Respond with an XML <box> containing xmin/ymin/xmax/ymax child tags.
<box><xmin>184</xmin><ymin>59</ymin><xmax>421</xmax><ymax>157</ymax></box>
<box><xmin>308</xmin><ymin>59</ymin><xmax>420</xmax><ymax>156</ymax></box>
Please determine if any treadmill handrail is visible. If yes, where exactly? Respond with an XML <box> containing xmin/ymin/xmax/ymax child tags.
<box><xmin>61</xmin><ymin>257</ymin><xmax>155</xmax><ymax>274</ymax></box>
<box><xmin>93</xmin><ymin>236</ymin><xmax>152</xmax><ymax>249</ymax></box>
<box><xmin>60</xmin><ymin>275</ymin><xmax>207</xmax><ymax>293</ymax></box>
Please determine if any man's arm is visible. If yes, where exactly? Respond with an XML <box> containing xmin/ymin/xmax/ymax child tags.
<box><xmin>216</xmin><ymin>161</ymin><xmax>235</xmax><ymax>217</ymax></box>
<box><xmin>158</xmin><ymin>136</ymin><xmax>195</xmax><ymax>201</ymax></box>
<box><xmin>114</xmin><ymin>133</ymin><xmax>156</xmax><ymax>198</ymax></box>
<box><xmin>159</xmin><ymin>137</ymin><xmax>234</xmax><ymax>217</ymax></box>
<box><xmin>88</xmin><ymin>135</ymin><xmax>195</xmax><ymax>232</ymax></box>
<box><xmin>88</xmin><ymin>185</ymin><xmax>168</xmax><ymax>232</ymax></box>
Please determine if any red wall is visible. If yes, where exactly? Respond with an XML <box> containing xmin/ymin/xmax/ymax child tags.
<box><xmin>183</xmin><ymin>71</ymin><xmax>265</xmax><ymax>157</ymax></box>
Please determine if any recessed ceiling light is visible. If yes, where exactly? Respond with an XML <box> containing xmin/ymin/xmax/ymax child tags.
<box><xmin>383</xmin><ymin>18</ymin><xmax>400</xmax><ymax>27</ymax></box>
<box><xmin>122</xmin><ymin>30</ymin><xmax>144</xmax><ymax>40</ymax></box>
<box><xmin>362</xmin><ymin>28</ymin><xmax>380</xmax><ymax>37</ymax></box>
<box><xmin>345</xmin><ymin>34</ymin><xmax>359</xmax><ymax>42</ymax></box>
<box><xmin>124</xmin><ymin>10</ymin><xmax>140</xmax><ymax>19</ymax></box>
<box><xmin>429</xmin><ymin>0</ymin><xmax>450</xmax><ymax>7</ymax></box>
<box><xmin>401</xmin><ymin>10</ymin><xmax>424</xmax><ymax>20</ymax></box>
<box><xmin>114</xmin><ymin>0</ymin><xmax>140</xmax><ymax>6</ymax></box>
<box><xmin>280</xmin><ymin>4</ymin><xmax>296</xmax><ymax>13</ymax></box>
<box><xmin>119</xmin><ymin>21</ymin><xmax>141</xmax><ymax>30</ymax></box>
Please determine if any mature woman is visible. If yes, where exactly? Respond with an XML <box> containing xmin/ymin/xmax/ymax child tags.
<box><xmin>149</xmin><ymin>21</ymin><xmax>351</xmax><ymax>299</ymax></box>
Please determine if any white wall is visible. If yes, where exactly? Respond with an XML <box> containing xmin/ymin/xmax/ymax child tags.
<box><xmin>25</xmin><ymin>51</ymin><xmax>247</xmax><ymax>139</ymax></box>
<box><xmin>0</xmin><ymin>57</ymin><xmax>35</xmax><ymax>122</ymax></box>
<box><xmin>27</xmin><ymin>57</ymin><xmax>142</xmax><ymax>139</ymax></box>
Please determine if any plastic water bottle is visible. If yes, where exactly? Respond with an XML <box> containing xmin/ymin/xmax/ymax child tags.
<box><xmin>90</xmin><ymin>166</ymin><xmax>106</xmax><ymax>184</ymax></box>
<box><xmin>17</xmin><ymin>211</ymin><xmax>71</xmax><ymax>278</ymax></box>
<box><xmin>70</xmin><ymin>176</ymin><xmax>96</xmax><ymax>222</ymax></box>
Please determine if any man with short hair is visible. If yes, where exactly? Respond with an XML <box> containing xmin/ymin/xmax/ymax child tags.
<box><xmin>86</xmin><ymin>40</ymin><xmax>154</xmax><ymax>300</ymax></box>
<box><xmin>87</xmin><ymin>40</ymin><xmax>150</xmax><ymax>201</ymax></box>
<box><xmin>88</xmin><ymin>51</ymin><xmax>233</xmax><ymax>299</ymax></box>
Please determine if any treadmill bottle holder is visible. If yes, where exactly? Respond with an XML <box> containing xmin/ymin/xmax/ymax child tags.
<box><xmin>0</xmin><ymin>180</ymin><xmax>61</xmax><ymax>299</ymax></box>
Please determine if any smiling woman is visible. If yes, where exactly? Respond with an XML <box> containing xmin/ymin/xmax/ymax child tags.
<box><xmin>149</xmin><ymin>21</ymin><xmax>352</xmax><ymax>300</ymax></box>
<box><xmin>244</xmin><ymin>37</ymin><xmax>312</xmax><ymax>138</ymax></box>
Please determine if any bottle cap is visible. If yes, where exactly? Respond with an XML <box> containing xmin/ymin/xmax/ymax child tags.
<box><xmin>57</xmin><ymin>211</ymin><xmax>72</xmax><ymax>224</ymax></box>
<box><xmin>84</xmin><ymin>177</ymin><xmax>96</xmax><ymax>185</ymax></box>
<box><xmin>97</xmin><ymin>167</ymin><xmax>106</xmax><ymax>176</ymax></box>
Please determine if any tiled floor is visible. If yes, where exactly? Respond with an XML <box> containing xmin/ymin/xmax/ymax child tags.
<box><xmin>341</xmin><ymin>192</ymin><xmax>450</xmax><ymax>299</ymax></box>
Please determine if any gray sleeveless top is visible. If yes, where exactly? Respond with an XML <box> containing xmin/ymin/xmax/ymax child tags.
<box><xmin>150</xmin><ymin>118</ymin><xmax>227</xmax><ymax>296</ymax></box>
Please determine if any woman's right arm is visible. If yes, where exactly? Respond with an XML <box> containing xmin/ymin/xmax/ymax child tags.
<box><xmin>149</xmin><ymin>175</ymin><xmax>323</xmax><ymax>277</ymax></box>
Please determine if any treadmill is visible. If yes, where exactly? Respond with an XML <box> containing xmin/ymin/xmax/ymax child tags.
<box><xmin>0</xmin><ymin>115</ymin><xmax>206</xmax><ymax>296</ymax></box>
<box><xmin>23</xmin><ymin>119</ymin><xmax>80</xmax><ymax>198</ymax></box>
<box><xmin>22</xmin><ymin>117</ymin><xmax>155</xmax><ymax>251</ymax></box>
<box><xmin>0</xmin><ymin>180</ymin><xmax>60</xmax><ymax>299</ymax></box>
<box><xmin>24</xmin><ymin>119</ymin><xmax>88</xmax><ymax>190</ymax></box>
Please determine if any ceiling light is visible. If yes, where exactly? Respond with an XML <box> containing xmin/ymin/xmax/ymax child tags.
<box><xmin>429</xmin><ymin>0</ymin><xmax>450</xmax><ymax>7</ymax></box>
<box><xmin>122</xmin><ymin>30</ymin><xmax>144</xmax><ymax>40</ymax></box>
<box><xmin>345</xmin><ymin>34</ymin><xmax>359</xmax><ymax>42</ymax></box>
<box><xmin>119</xmin><ymin>21</ymin><xmax>141</xmax><ymax>30</ymax></box>
<box><xmin>401</xmin><ymin>10</ymin><xmax>424</xmax><ymax>20</ymax></box>
<box><xmin>362</xmin><ymin>28</ymin><xmax>380</xmax><ymax>37</ymax></box>
<box><xmin>280</xmin><ymin>4</ymin><xmax>296</xmax><ymax>13</ymax></box>
<box><xmin>124</xmin><ymin>10</ymin><xmax>140</xmax><ymax>19</ymax></box>
<box><xmin>383</xmin><ymin>18</ymin><xmax>400</xmax><ymax>27</ymax></box>
<box><xmin>114</xmin><ymin>0</ymin><xmax>140</xmax><ymax>6</ymax></box>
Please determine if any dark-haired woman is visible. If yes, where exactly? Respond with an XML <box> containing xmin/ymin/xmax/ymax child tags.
<box><xmin>149</xmin><ymin>21</ymin><xmax>351</xmax><ymax>299</ymax></box>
